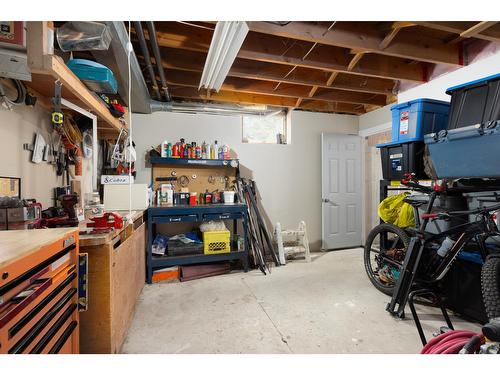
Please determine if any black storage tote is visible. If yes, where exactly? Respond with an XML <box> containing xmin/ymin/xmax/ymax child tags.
<box><xmin>446</xmin><ymin>73</ymin><xmax>500</xmax><ymax>130</ymax></box>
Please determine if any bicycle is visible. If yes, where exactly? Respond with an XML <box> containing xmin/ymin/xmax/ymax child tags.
<box><xmin>364</xmin><ymin>174</ymin><xmax>500</xmax><ymax>320</ymax></box>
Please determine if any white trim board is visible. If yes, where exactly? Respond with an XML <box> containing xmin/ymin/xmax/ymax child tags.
<box><xmin>358</xmin><ymin>122</ymin><xmax>391</xmax><ymax>137</ymax></box>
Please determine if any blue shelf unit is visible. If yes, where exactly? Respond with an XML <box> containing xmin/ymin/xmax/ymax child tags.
<box><xmin>146</xmin><ymin>204</ymin><xmax>250</xmax><ymax>284</ymax></box>
<box><xmin>149</xmin><ymin>156</ymin><xmax>239</xmax><ymax>168</ymax></box>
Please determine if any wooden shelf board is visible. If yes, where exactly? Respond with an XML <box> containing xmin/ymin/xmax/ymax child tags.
<box><xmin>26</xmin><ymin>55</ymin><xmax>125</xmax><ymax>136</ymax></box>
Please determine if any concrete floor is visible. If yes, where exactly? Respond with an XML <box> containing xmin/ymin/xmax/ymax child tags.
<box><xmin>121</xmin><ymin>248</ymin><xmax>481</xmax><ymax>354</ymax></box>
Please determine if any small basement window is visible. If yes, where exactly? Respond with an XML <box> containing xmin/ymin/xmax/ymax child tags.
<box><xmin>242</xmin><ymin>110</ymin><xmax>290</xmax><ymax>144</ymax></box>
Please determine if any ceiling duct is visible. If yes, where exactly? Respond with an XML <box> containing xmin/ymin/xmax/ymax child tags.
<box><xmin>91</xmin><ymin>21</ymin><xmax>162</xmax><ymax>113</ymax></box>
<box><xmin>92</xmin><ymin>22</ymin><xmax>272</xmax><ymax>116</ymax></box>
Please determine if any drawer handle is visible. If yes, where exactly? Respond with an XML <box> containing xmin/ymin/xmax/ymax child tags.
<box><xmin>9</xmin><ymin>288</ymin><xmax>77</xmax><ymax>354</ymax></box>
<box><xmin>0</xmin><ymin>245</ymin><xmax>75</xmax><ymax>297</ymax></box>
<box><xmin>49</xmin><ymin>321</ymin><xmax>78</xmax><ymax>354</ymax></box>
<box><xmin>170</xmin><ymin>218</ymin><xmax>181</xmax><ymax>222</ymax></box>
<box><xmin>219</xmin><ymin>215</ymin><xmax>230</xmax><ymax>219</ymax></box>
<box><xmin>8</xmin><ymin>272</ymin><xmax>76</xmax><ymax>338</ymax></box>
<box><xmin>0</xmin><ymin>277</ymin><xmax>52</xmax><ymax>331</ymax></box>
<box><xmin>30</xmin><ymin>303</ymin><xmax>78</xmax><ymax>354</ymax></box>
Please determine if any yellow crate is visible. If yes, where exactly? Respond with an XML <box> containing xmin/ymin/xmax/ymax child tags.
<box><xmin>203</xmin><ymin>230</ymin><xmax>231</xmax><ymax>254</ymax></box>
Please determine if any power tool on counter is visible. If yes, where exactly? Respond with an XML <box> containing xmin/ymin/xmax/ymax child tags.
<box><xmin>41</xmin><ymin>193</ymin><xmax>79</xmax><ymax>228</ymax></box>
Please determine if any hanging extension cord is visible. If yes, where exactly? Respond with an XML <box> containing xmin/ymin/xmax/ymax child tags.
<box><xmin>0</xmin><ymin>78</ymin><xmax>26</xmax><ymax>110</ymax></box>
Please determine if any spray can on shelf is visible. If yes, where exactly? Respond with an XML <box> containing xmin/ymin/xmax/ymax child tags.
<box><xmin>183</xmin><ymin>143</ymin><xmax>190</xmax><ymax>158</ymax></box>
<box><xmin>161</xmin><ymin>141</ymin><xmax>169</xmax><ymax>157</ymax></box>
<box><xmin>222</xmin><ymin>144</ymin><xmax>230</xmax><ymax>159</ymax></box>
<box><xmin>206</xmin><ymin>143</ymin><xmax>211</xmax><ymax>160</ymax></box>
<box><xmin>201</xmin><ymin>141</ymin><xmax>207</xmax><ymax>159</ymax></box>
<box><xmin>172</xmin><ymin>143</ymin><xmax>178</xmax><ymax>158</ymax></box>
<box><xmin>195</xmin><ymin>143</ymin><xmax>202</xmax><ymax>159</ymax></box>
<box><xmin>212</xmin><ymin>140</ymin><xmax>219</xmax><ymax>159</ymax></box>
<box><xmin>179</xmin><ymin>138</ymin><xmax>185</xmax><ymax>158</ymax></box>
<box><xmin>190</xmin><ymin>142</ymin><xmax>196</xmax><ymax>158</ymax></box>
<box><xmin>218</xmin><ymin>145</ymin><xmax>224</xmax><ymax>160</ymax></box>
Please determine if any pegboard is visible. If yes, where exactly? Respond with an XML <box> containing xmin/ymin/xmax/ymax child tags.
<box><xmin>152</xmin><ymin>164</ymin><xmax>238</xmax><ymax>195</ymax></box>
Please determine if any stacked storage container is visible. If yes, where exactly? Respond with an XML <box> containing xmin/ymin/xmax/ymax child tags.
<box><xmin>377</xmin><ymin>99</ymin><xmax>450</xmax><ymax>180</ymax></box>
<box><xmin>424</xmin><ymin>73</ymin><xmax>500</xmax><ymax>179</ymax></box>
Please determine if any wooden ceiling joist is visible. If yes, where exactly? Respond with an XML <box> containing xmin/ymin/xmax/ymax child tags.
<box><xmin>143</xmin><ymin>23</ymin><xmax>427</xmax><ymax>82</ymax></box>
<box><xmin>147</xmin><ymin>47</ymin><xmax>397</xmax><ymax>96</ymax></box>
<box><xmin>246</xmin><ymin>21</ymin><xmax>462</xmax><ymax>66</ymax></box>
<box><xmin>447</xmin><ymin>21</ymin><xmax>499</xmax><ymax>44</ymax></box>
<box><xmin>162</xmin><ymin>68</ymin><xmax>388</xmax><ymax>106</ymax></box>
<box><xmin>132</xmin><ymin>21</ymin><xmax>497</xmax><ymax>116</ymax></box>
<box><xmin>413</xmin><ymin>21</ymin><xmax>500</xmax><ymax>43</ymax></box>
<box><xmin>169</xmin><ymin>86</ymin><xmax>298</xmax><ymax>108</ymax></box>
<box><xmin>297</xmin><ymin>99</ymin><xmax>366</xmax><ymax>115</ymax></box>
<box><xmin>168</xmin><ymin>86</ymin><xmax>366</xmax><ymax>115</ymax></box>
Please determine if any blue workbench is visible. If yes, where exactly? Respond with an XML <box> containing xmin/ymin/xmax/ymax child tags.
<box><xmin>146</xmin><ymin>203</ymin><xmax>249</xmax><ymax>283</ymax></box>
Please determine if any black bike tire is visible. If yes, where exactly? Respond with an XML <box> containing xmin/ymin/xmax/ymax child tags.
<box><xmin>481</xmin><ymin>256</ymin><xmax>500</xmax><ymax>320</ymax></box>
<box><xmin>364</xmin><ymin>223</ymin><xmax>411</xmax><ymax>296</ymax></box>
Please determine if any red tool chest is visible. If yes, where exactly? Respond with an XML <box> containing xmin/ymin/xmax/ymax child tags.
<box><xmin>0</xmin><ymin>228</ymin><xmax>80</xmax><ymax>354</ymax></box>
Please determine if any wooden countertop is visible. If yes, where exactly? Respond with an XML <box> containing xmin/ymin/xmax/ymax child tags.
<box><xmin>0</xmin><ymin>228</ymin><xmax>77</xmax><ymax>269</ymax></box>
<box><xmin>79</xmin><ymin>210</ymin><xmax>145</xmax><ymax>247</ymax></box>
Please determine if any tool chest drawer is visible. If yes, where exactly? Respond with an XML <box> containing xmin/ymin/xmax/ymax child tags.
<box><xmin>153</xmin><ymin>214</ymin><xmax>199</xmax><ymax>223</ymax></box>
<box><xmin>202</xmin><ymin>212</ymin><xmax>243</xmax><ymax>220</ymax></box>
<box><xmin>0</xmin><ymin>228</ymin><xmax>80</xmax><ymax>354</ymax></box>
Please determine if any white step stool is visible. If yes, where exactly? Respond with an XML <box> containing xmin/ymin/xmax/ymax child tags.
<box><xmin>275</xmin><ymin>221</ymin><xmax>311</xmax><ymax>265</ymax></box>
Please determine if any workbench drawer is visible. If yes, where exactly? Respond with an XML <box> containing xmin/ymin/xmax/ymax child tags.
<box><xmin>202</xmin><ymin>212</ymin><xmax>243</xmax><ymax>220</ymax></box>
<box><xmin>153</xmin><ymin>214</ymin><xmax>199</xmax><ymax>223</ymax></box>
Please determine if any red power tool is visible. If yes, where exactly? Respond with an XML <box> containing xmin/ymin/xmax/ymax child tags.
<box><xmin>87</xmin><ymin>212</ymin><xmax>124</xmax><ymax>232</ymax></box>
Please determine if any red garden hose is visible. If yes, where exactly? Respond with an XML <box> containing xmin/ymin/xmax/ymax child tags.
<box><xmin>420</xmin><ymin>330</ymin><xmax>484</xmax><ymax>354</ymax></box>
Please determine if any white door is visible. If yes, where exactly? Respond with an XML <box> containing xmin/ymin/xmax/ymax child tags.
<box><xmin>321</xmin><ymin>133</ymin><xmax>362</xmax><ymax>250</ymax></box>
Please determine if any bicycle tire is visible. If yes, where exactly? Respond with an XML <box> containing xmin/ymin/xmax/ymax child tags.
<box><xmin>364</xmin><ymin>223</ymin><xmax>411</xmax><ymax>296</ymax></box>
<box><xmin>481</xmin><ymin>256</ymin><xmax>500</xmax><ymax>320</ymax></box>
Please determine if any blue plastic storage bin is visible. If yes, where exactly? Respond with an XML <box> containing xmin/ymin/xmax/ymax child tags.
<box><xmin>424</xmin><ymin>120</ymin><xmax>500</xmax><ymax>178</ymax></box>
<box><xmin>66</xmin><ymin>58</ymin><xmax>118</xmax><ymax>94</ymax></box>
<box><xmin>391</xmin><ymin>99</ymin><xmax>450</xmax><ymax>143</ymax></box>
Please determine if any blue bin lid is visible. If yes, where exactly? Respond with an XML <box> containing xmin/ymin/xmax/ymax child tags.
<box><xmin>66</xmin><ymin>58</ymin><xmax>110</xmax><ymax>70</ymax></box>
<box><xmin>446</xmin><ymin>73</ymin><xmax>500</xmax><ymax>94</ymax></box>
<box><xmin>390</xmin><ymin>98</ymin><xmax>450</xmax><ymax>111</ymax></box>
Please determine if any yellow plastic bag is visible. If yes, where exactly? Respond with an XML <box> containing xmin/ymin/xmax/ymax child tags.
<box><xmin>378</xmin><ymin>193</ymin><xmax>415</xmax><ymax>228</ymax></box>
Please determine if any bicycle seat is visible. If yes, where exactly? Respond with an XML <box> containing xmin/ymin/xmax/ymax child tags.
<box><xmin>403</xmin><ymin>197</ymin><xmax>427</xmax><ymax>208</ymax></box>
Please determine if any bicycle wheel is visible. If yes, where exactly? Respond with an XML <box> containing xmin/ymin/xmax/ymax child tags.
<box><xmin>364</xmin><ymin>223</ymin><xmax>410</xmax><ymax>296</ymax></box>
<box><xmin>481</xmin><ymin>256</ymin><xmax>500</xmax><ymax>319</ymax></box>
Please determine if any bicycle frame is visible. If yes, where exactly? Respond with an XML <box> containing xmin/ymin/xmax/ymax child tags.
<box><xmin>385</xmin><ymin>188</ymin><xmax>500</xmax><ymax>318</ymax></box>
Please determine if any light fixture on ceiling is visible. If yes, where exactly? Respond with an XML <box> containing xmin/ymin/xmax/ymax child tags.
<box><xmin>199</xmin><ymin>21</ymin><xmax>249</xmax><ymax>92</ymax></box>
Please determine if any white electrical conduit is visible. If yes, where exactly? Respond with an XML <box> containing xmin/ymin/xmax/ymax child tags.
<box><xmin>127</xmin><ymin>21</ymin><xmax>133</xmax><ymax>217</ymax></box>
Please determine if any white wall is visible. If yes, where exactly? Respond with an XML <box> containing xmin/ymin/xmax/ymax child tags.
<box><xmin>359</xmin><ymin>51</ymin><xmax>500</xmax><ymax>134</ymax></box>
<box><xmin>0</xmin><ymin>104</ymin><xmax>92</xmax><ymax>209</ymax></box>
<box><xmin>133</xmin><ymin>110</ymin><xmax>358</xmax><ymax>250</ymax></box>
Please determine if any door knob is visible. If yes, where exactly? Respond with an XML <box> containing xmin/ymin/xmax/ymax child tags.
<box><xmin>322</xmin><ymin>198</ymin><xmax>338</xmax><ymax>206</ymax></box>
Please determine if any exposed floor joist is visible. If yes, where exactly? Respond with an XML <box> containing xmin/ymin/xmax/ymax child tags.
<box><xmin>146</xmin><ymin>47</ymin><xmax>397</xmax><ymax>96</ymax></box>
<box><xmin>447</xmin><ymin>21</ymin><xmax>498</xmax><ymax>44</ymax></box>
<box><xmin>413</xmin><ymin>21</ymin><xmax>500</xmax><ymax>43</ymax></box>
<box><xmin>131</xmin><ymin>21</ymin><xmax>498</xmax><ymax>115</ymax></box>
<box><xmin>246</xmin><ymin>21</ymin><xmax>462</xmax><ymax>66</ymax></box>
<box><xmin>139</xmin><ymin>24</ymin><xmax>427</xmax><ymax>82</ymax></box>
